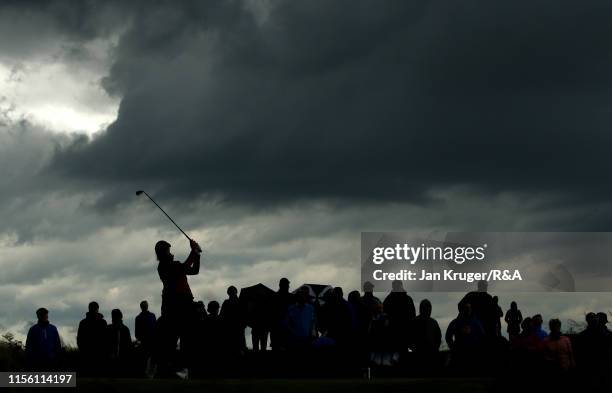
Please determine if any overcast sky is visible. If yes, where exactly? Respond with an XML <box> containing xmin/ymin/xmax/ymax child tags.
<box><xmin>1</xmin><ymin>0</ymin><xmax>612</xmax><ymax>346</ymax></box>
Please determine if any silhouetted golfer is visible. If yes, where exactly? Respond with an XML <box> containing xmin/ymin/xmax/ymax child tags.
<box><xmin>155</xmin><ymin>238</ymin><xmax>201</xmax><ymax>375</ymax></box>
<box><xmin>26</xmin><ymin>308</ymin><xmax>62</xmax><ymax>371</ymax></box>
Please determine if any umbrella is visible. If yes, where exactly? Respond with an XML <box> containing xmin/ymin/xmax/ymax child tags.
<box><xmin>239</xmin><ymin>283</ymin><xmax>276</xmax><ymax>328</ymax></box>
<box><xmin>293</xmin><ymin>283</ymin><xmax>334</xmax><ymax>305</ymax></box>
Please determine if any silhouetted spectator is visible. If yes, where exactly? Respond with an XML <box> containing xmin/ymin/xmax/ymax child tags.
<box><xmin>348</xmin><ymin>290</ymin><xmax>369</xmax><ymax>338</ymax></box>
<box><xmin>135</xmin><ymin>300</ymin><xmax>156</xmax><ymax>376</ymax></box>
<box><xmin>510</xmin><ymin>316</ymin><xmax>543</xmax><ymax>375</ymax></box>
<box><xmin>347</xmin><ymin>290</ymin><xmax>369</xmax><ymax>364</ymax></box>
<box><xmin>220</xmin><ymin>286</ymin><xmax>247</xmax><ymax>354</ymax></box>
<box><xmin>107</xmin><ymin>309</ymin><xmax>133</xmax><ymax>376</ymax></box>
<box><xmin>505</xmin><ymin>301</ymin><xmax>523</xmax><ymax>341</ymax></box>
<box><xmin>446</xmin><ymin>302</ymin><xmax>485</xmax><ymax>372</ymax></box>
<box><xmin>459</xmin><ymin>280</ymin><xmax>495</xmax><ymax>338</ymax></box>
<box><xmin>285</xmin><ymin>286</ymin><xmax>316</xmax><ymax>349</ymax></box>
<box><xmin>251</xmin><ymin>304</ymin><xmax>271</xmax><ymax>352</ymax></box>
<box><xmin>382</xmin><ymin>280</ymin><xmax>415</xmax><ymax>357</ymax></box>
<box><xmin>26</xmin><ymin>308</ymin><xmax>61</xmax><ymax>371</ymax></box>
<box><xmin>135</xmin><ymin>300</ymin><xmax>156</xmax><ymax>346</ymax></box>
<box><xmin>77</xmin><ymin>301</ymin><xmax>107</xmax><ymax>375</ymax></box>
<box><xmin>361</xmin><ymin>281</ymin><xmax>382</xmax><ymax>321</ymax></box>
<box><xmin>319</xmin><ymin>287</ymin><xmax>352</xmax><ymax>346</ymax></box>
<box><xmin>410</xmin><ymin>299</ymin><xmax>441</xmax><ymax>361</ymax></box>
<box><xmin>597</xmin><ymin>312</ymin><xmax>610</xmax><ymax>335</ymax></box>
<box><xmin>194</xmin><ymin>301</ymin><xmax>207</xmax><ymax>321</ymax></box>
<box><xmin>202</xmin><ymin>301</ymin><xmax>224</xmax><ymax>375</ymax></box>
<box><xmin>271</xmin><ymin>277</ymin><xmax>295</xmax><ymax>351</ymax></box>
<box><xmin>542</xmin><ymin>319</ymin><xmax>574</xmax><ymax>372</ymax></box>
<box><xmin>369</xmin><ymin>303</ymin><xmax>394</xmax><ymax>366</ymax></box>
<box><xmin>492</xmin><ymin>296</ymin><xmax>503</xmax><ymax>336</ymax></box>
<box><xmin>532</xmin><ymin>314</ymin><xmax>548</xmax><ymax>340</ymax></box>
<box><xmin>576</xmin><ymin>312</ymin><xmax>606</xmax><ymax>374</ymax></box>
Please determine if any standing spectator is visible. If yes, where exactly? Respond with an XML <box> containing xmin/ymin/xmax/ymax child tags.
<box><xmin>368</xmin><ymin>303</ymin><xmax>394</xmax><ymax>366</ymax></box>
<box><xmin>410</xmin><ymin>299</ymin><xmax>441</xmax><ymax>370</ymax></box>
<box><xmin>135</xmin><ymin>300</ymin><xmax>157</xmax><ymax>345</ymax></box>
<box><xmin>542</xmin><ymin>319</ymin><xmax>574</xmax><ymax>372</ymax></box>
<box><xmin>77</xmin><ymin>301</ymin><xmax>107</xmax><ymax>375</ymax></box>
<box><xmin>26</xmin><ymin>308</ymin><xmax>62</xmax><ymax>371</ymax></box>
<box><xmin>532</xmin><ymin>314</ymin><xmax>548</xmax><ymax>340</ymax></box>
<box><xmin>202</xmin><ymin>301</ymin><xmax>223</xmax><ymax>376</ymax></box>
<box><xmin>445</xmin><ymin>302</ymin><xmax>485</xmax><ymax>372</ymax></box>
<box><xmin>492</xmin><ymin>296</ymin><xmax>503</xmax><ymax>336</ymax></box>
<box><xmin>504</xmin><ymin>301</ymin><xmax>523</xmax><ymax>342</ymax></box>
<box><xmin>220</xmin><ymin>286</ymin><xmax>247</xmax><ymax>354</ymax></box>
<box><xmin>361</xmin><ymin>281</ymin><xmax>382</xmax><ymax>322</ymax></box>
<box><xmin>319</xmin><ymin>287</ymin><xmax>352</xmax><ymax>346</ymax></box>
<box><xmin>271</xmin><ymin>278</ymin><xmax>295</xmax><ymax>351</ymax></box>
<box><xmin>135</xmin><ymin>300</ymin><xmax>156</xmax><ymax>376</ymax></box>
<box><xmin>285</xmin><ymin>286</ymin><xmax>316</xmax><ymax>349</ymax></box>
<box><xmin>597</xmin><ymin>312</ymin><xmax>610</xmax><ymax>335</ymax></box>
<box><xmin>383</xmin><ymin>280</ymin><xmax>415</xmax><ymax>358</ymax></box>
<box><xmin>107</xmin><ymin>309</ymin><xmax>133</xmax><ymax>376</ymax></box>
<box><xmin>459</xmin><ymin>280</ymin><xmax>495</xmax><ymax>338</ymax></box>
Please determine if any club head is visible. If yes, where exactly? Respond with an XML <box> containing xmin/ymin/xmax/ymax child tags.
<box><xmin>136</xmin><ymin>190</ymin><xmax>144</xmax><ymax>196</ymax></box>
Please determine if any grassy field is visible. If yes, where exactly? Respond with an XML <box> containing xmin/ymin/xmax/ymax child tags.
<box><xmin>8</xmin><ymin>378</ymin><xmax>497</xmax><ymax>393</ymax></box>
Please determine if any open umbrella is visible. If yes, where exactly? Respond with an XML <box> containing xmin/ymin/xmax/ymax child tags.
<box><xmin>239</xmin><ymin>283</ymin><xmax>276</xmax><ymax>328</ymax></box>
<box><xmin>293</xmin><ymin>283</ymin><xmax>334</xmax><ymax>305</ymax></box>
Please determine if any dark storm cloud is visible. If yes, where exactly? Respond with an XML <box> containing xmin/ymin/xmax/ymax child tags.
<box><xmin>40</xmin><ymin>0</ymin><xmax>612</xmax><ymax>209</ymax></box>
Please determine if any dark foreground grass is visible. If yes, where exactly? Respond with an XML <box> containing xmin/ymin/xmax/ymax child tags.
<box><xmin>8</xmin><ymin>378</ymin><xmax>497</xmax><ymax>393</ymax></box>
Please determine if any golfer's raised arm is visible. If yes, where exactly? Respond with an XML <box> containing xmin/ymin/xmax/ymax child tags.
<box><xmin>183</xmin><ymin>239</ymin><xmax>201</xmax><ymax>275</ymax></box>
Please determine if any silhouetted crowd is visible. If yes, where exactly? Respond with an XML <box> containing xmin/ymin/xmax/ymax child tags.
<box><xmin>23</xmin><ymin>240</ymin><xmax>612</xmax><ymax>382</ymax></box>
<box><xmin>25</xmin><ymin>278</ymin><xmax>612</xmax><ymax>380</ymax></box>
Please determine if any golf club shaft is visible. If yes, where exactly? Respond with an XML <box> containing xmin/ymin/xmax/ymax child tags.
<box><xmin>142</xmin><ymin>191</ymin><xmax>191</xmax><ymax>241</ymax></box>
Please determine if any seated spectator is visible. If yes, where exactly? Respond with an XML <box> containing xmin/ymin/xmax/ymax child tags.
<box><xmin>25</xmin><ymin>308</ymin><xmax>62</xmax><ymax>371</ymax></box>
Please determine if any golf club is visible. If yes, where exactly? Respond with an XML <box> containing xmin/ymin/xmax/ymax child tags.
<box><xmin>136</xmin><ymin>190</ymin><xmax>192</xmax><ymax>241</ymax></box>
